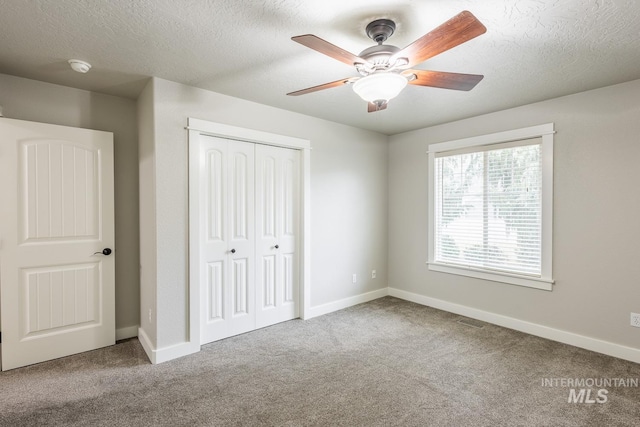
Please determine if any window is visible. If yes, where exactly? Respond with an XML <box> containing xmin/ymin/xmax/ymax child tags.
<box><xmin>427</xmin><ymin>124</ymin><xmax>554</xmax><ymax>290</ymax></box>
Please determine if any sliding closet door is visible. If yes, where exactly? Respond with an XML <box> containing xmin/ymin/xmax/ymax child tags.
<box><xmin>255</xmin><ymin>145</ymin><xmax>300</xmax><ymax>328</ymax></box>
<box><xmin>200</xmin><ymin>136</ymin><xmax>255</xmax><ymax>344</ymax></box>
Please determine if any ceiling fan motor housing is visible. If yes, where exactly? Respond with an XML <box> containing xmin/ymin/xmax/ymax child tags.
<box><xmin>359</xmin><ymin>44</ymin><xmax>401</xmax><ymax>63</ymax></box>
<box><xmin>359</xmin><ymin>19</ymin><xmax>404</xmax><ymax>73</ymax></box>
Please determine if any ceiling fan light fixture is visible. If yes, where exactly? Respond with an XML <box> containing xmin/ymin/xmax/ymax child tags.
<box><xmin>352</xmin><ymin>72</ymin><xmax>408</xmax><ymax>103</ymax></box>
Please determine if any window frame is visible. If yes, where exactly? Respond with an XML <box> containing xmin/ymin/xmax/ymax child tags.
<box><xmin>427</xmin><ymin>123</ymin><xmax>555</xmax><ymax>291</ymax></box>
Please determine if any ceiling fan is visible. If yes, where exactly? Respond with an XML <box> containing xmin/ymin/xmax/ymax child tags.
<box><xmin>287</xmin><ymin>11</ymin><xmax>487</xmax><ymax>112</ymax></box>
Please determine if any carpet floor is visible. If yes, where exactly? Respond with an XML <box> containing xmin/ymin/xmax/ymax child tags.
<box><xmin>1</xmin><ymin>297</ymin><xmax>639</xmax><ymax>426</ymax></box>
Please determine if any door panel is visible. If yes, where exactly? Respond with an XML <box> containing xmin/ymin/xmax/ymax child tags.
<box><xmin>262</xmin><ymin>255</ymin><xmax>276</xmax><ymax>309</ymax></box>
<box><xmin>283</xmin><ymin>253</ymin><xmax>295</xmax><ymax>304</ymax></box>
<box><xmin>22</xmin><ymin>141</ymin><xmax>99</xmax><ymax>241</ymax></box>
<box><xmin>260</xmin><ymin>156</ymin><xmax>276</xmax><ymax>239</ymax></box>
<box><xmin>206</xmin><ymin>149</ymin><xmax>224</xmax><ymax>242</ymax></box>
<box><xmin>200</xmin><ymin>136</ymin><xmax>255</xmax><ymax>343</ymax></box>
<box><xmin>231</xmin><ymin>152</ymin><xmax>249</xmax><ymax>240</ymax></box>
<box><xmin>206</xmin><ymin>261</ymin><xmax>224</xmax><ymax>322</ymax></box>
<box><xmin>0</xmin><ymin>118</ymin><xmax>114</xmax><ymax>371</ymax></box>
<box><xmin>282</xmin><ymin>157</ymin><xmax>296</xmax><ymax>237</ymax></box>
<box><xmin>202</xmin><ymin>144</ymin><xmax>227</xmax><ymax>339</ymax></box>
<box><xmin>22</xmin><ymin>263</ymin><xmax>100</xmax><ymax>336</ymax></box>
<box><xmin>255</xmin><ymin>145</ymin><xmax>300</xmax><ymax>328</ymax></box>
<box><xmin>227</xmin><ymin>142</ymin><xmax>255</xmax><ymax>335</ymax></box>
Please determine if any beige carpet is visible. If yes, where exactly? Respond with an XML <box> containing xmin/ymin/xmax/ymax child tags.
<box><xmin>1</xmin><ymin>297</ymin><xmax>639</xmax><ymax>426</ymax></box>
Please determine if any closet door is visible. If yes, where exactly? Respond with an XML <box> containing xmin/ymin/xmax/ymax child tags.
<box><xmin>255</xmin><ymin>145</ymin><xmax>300</xmax><ymax>328</ymax></box>
<box><xmin>200</xmin><ymin>136</ymin><xmax>255</xmax><ymax>344</ymax></box>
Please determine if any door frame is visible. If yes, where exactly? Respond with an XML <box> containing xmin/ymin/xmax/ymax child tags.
<box><xmin>187</xmin><ymin>117</ymin><xmax>311</xmax><ymax>348</ymax></box>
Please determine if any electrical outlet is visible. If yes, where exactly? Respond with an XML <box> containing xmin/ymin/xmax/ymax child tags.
<box><xmin>148</xmin><ymin>308</ymin><xmax>152</xmax><ymax>323</ymax></box>
<box><xmin>631</xmin><ymin>313</ymin><xmax>640</xmax><ymax>328</ymax></box>
<box><xmin>352</xmin><ymin>274</ymin><xmax>357</xmax><ymax>284</ymax></box>
<box><xmin>372</xmin><ymin>270</ymin><xmax>376</xmax><ymax>279</ymax></box>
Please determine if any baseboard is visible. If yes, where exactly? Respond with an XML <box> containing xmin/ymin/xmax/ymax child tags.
<box><xmin>137</xmin><ymin>327</ymin><xmax>200</xmax><ymax>364</ymax></box>
<box><xmin>137</xmin><ymin>327</ymin><xmax>156</xmax><ymax>364</ymax></box>
<box><xmin>305</xmin><ymin>288</ymin><xmax>389</xmax><ymax>319</ymax></box>
<box><xmin>388</xmin><ymin>287</ymin><xmax>640</xmax><ymax>365</ymax></box>
<box><xmin>116</xmin><ymin>325</ymin><xmax>139</xmax><ymax>341</ymax></box>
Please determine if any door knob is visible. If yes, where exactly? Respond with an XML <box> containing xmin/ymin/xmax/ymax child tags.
<box><xmin>274</xmin><ymin>245</ymin><xmax>279</xmax><ymax>249</ymax></box>
<box><xmin>231</xmin><ymin>249</ymin><xmax>236</xmax><ymax>254</ymax></box>
<box><xmin>93</xmin><ymin>248</ymin><xmax>112</xmax><ymax>256</ymax></box>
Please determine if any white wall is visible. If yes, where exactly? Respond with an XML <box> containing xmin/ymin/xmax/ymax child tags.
<box><xmin>0</xmin><ymin>73</ymin><xmax>140</xmax><ymax>334</ymax></box>
<box><xmin>389</xmin><ymin>79</ymin><xmax>640</xmax><ymax>350</ymax></box>
<box><xmin>139</xmin><ymin>78</ymin><xmax>388</xmax><ymax>350</ymax></box>
<box><xmin>4</xmin><ymin>71</ymin><xmax>638</xmax><ymax>362</ymax></box>
<box><xmin>137</xmin><ymin>79</ymin><xmax>157</xmax><ymax>345</ymax></box>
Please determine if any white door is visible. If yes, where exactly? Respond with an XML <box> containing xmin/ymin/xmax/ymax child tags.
<box><xmin>0</xmin><ymin>118</ymin><xmax>115</xmax><ymax>371</ymax></box>
<box><xmin>198</xmin><ymin>137</ymin><xmax>301</xmax><ymax>345</ymax></box>
<box><xmin>255</xmin><ymin>144</ymin><xmax>300</xmax><ymax>328</ymax></box>
<box><xmin>200</xmin><ymin>136</ymin><xmax>255</xmax><ymax>344</ymax></box>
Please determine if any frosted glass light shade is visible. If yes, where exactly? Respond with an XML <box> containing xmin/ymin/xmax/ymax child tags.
<box><xmin>353</xmin><ymin>73</ymin><xmax>408</xmax><ymax>102</ymax></box>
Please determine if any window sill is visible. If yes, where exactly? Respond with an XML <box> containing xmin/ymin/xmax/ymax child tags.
<box><xmin>427</xmin><ymin>262</ymin><xmax>554</xmax><ymax>291</ymax></box>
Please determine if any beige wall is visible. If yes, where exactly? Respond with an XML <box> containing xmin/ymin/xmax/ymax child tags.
<box><xmin>0</xmin><ymin>73</ymin><xmax>141</xmax><ymax>332</ymax></box>
<box><xmin>388</xmin><ymin>79</ymin><xmax>640</xmax><ymax>350</ymax></box>
<box><xmin>139</xmin><ymin>77</ymin><xmax>389</xmax><ymax>349</ymax></box>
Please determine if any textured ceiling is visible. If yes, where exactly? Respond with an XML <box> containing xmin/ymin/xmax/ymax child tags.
<box><xmin>1</xmin><ymin>0</ymin><xmax>640</xmax><ymax>134</ymax></box>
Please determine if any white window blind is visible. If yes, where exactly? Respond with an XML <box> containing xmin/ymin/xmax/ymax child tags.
<box><xmin>434</xmin><ymin>138</ymin><xmax>542</xmax><ymax>277</ymax></box>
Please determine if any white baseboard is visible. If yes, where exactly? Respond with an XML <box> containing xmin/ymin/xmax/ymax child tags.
<box><xmin>136</xmin><ymin>286</ymin><xmax>640</xmax><ymax>365</ymax></box>
<box><xmin>153</xmin><ymin>341</ymin><xmax>200</xmax><ymax>364</ymax></box>
<box><xmin>388</xmin><ymin>287</ymin><xmax>640</xmax><ymax>365</ymax></box>
<box><xmin>137</xmin><ymin>327</ymin><xmax>199</xmax><ymax>364</ymax></box>
<box><xmin>137</xmin><ymin>327</ymin><xmax>156</xmax><ymax>364</ymax></box>
<box><xmin>305</xmin><ymin>288</ymin><xmax>389</xmax><ymax>319</ymax></box>
<box><xmin>116</xmin><ymin>325</ymin><xmax>138</xmax><ymax>341</ymax></box>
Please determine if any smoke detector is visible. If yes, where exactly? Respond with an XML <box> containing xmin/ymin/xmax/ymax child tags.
<box><xmin>68</xmin><ymin>59</ymin><xmax>91</xmax><ymax>73</ymax></box>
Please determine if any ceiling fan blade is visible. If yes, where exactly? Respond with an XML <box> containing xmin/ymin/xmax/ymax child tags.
<box><xmin>404</xmin><ymin>69</ymin><xmax>484</xmax><ymax>91</ymax></box>
<box><xmin>287</xmin><ymin>77</ymin><xmax>357</xmax><ymax>96</ymax></box>
<box><xmin>393</xmin><ymin>11</ymin><xmax>486</xmax><ymax>68</ymax></box>
<box><xmin>368</xmin><ymin>101</ymin><xmax>388</xmax><ymax>113</ymax></box>
<box><xmin>292</xmin><ymin>35</ymin><xmax>368</xmax><ymax>67</ymax></box>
